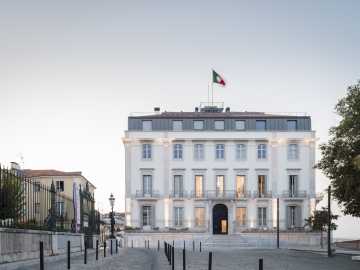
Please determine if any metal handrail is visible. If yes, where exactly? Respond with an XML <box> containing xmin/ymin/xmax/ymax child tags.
<box><xmin>254</xmin><ymin>190</ymin><xmax>272</xmax><ymax>198</ymax></box>
<box><xmin>169</xmin><ymin>190</ymin><xmax>187</xmax><ymax>198</ymax></box>
<box><xmin>135</xmin><ymin>190</ymin><xmax>160</xmax><ymax>198</ymax></box>
<box><xmin>282</xmin><ymin>190</ymin><xmax>307</xmax><ymax>198</ymax></box>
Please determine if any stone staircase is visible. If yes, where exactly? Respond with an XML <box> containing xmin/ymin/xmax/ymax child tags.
<box><xmin>202</xmin><ymin>234</ymin><xmax>254</xmax><ymax>248</ymax></box>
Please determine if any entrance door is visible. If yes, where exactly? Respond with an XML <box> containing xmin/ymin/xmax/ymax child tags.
<box><xmin>212</xmin><ymin>204</ymin><xmax>228</xmax><ymax>234</ymax></box>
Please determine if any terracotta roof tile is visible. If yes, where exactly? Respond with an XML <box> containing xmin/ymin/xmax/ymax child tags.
<box><xmin>24</xmin><ymin>169</ymin><xmax>83</xmax><ymax>178</ymax></box>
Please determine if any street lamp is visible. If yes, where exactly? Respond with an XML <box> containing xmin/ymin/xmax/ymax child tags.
<box><xmin>109</xmin><ymin>193</ymin><xmax>116</xmax><ymax>239</ymax></box>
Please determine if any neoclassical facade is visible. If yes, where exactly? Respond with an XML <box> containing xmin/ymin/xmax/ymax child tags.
<box><xmin>123</xmin><ymin>104</ymin><xmax>319</xmax><ymax>234</ymax></box>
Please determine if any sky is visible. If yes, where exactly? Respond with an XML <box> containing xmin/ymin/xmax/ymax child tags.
<box><xmin>0</xmin><ymin>1</ymin><xmax>359</xmax><ymax>238</ymax></box>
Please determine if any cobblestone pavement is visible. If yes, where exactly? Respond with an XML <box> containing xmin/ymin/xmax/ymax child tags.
<box><xmin>17</xmin><ymin>247</ymin><xmax>360</xmax><ymax>270</ymax></box>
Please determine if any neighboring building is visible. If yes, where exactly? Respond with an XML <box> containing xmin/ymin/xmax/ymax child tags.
<box><xmin>122</xmin><ymin>103</ymin><xmax>320</xmax><ymax>234</ymax></box>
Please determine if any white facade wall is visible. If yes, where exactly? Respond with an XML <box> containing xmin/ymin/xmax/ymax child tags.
<box><xmin>123</xmin><ymin>130</ymin><xmax>318</xmax><ymax>234</ymax></box>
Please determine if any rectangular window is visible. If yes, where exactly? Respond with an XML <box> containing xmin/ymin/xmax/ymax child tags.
<box><xmin>56</xmin><ymin>202</ymin><xmax>65</xmax><ymax>215</ymax></box>
<box><xmin>258</xmin><ymin>175</ymin><xmax>266</xmax><ymax>197</ymax></box>
<box><xmin>174</xmin><ymin>175</ymin><xmax>183</xmax><ymax>196</ymax></box>
<box><xmin>174</xmin><ymin>207</ymin><xmax>183</xmax><ymax>226</ymax></box>
<box><xmin>287</xmin><ymin>120</ymin><xmax>297</xmax><ymax>130</ymax></box>
<box><xmin>195</xmin><ymin>207</ymin><xmax>204</xmax><ymax>226</ymax></box>
<box><xmin>20</xmin><ymin>183</ymin><xmax>27</xmax><ymax>194</ymax></box>
<box><xmin>22</xmin><ymin>203</ymin><xmax>28</xmax><ymax>215</ymax></box>
<box><xmin>237</xmin><ymin>207</ymin><xmax>246</xmax><ymax>226</ymax></box>
<box><xmin>173</xmin><ymin>120</ymin><xmax>183</xmax><ymax>131</ymax></box>
<box><xmin>236</xmin><ymin>175</ymin><xmax>246</xmax><ymax>197</ymax></box>
<box><xmin>288</xmin><ymin>144</ymin><xmax>298</xmax><ymax>159</ymax></box>
<box><xmin>194</xmin><ymin>144</ymin><xmax>204</xmax><ymax>159</ymax></box>
<box><xmin>235</xmin><ymin>120</ymin><xmax>245</xmax><ymax>130</ymax></box>
<box><xmin>143</xmin><ymin>175</ymin><xmax>152</xmax><ymax>195</ymax></box>
<box><xmin>142</xmin><ymin>120</ymin><xmax>152</xmax><ymax>131</ymax></box>
<box><xmin>142</xmin><ymin>206</ymin><xmax>151</xmax><ymax>226</ymax></box>
<box><xmin>258</xmin><ymin>207</ymin><xmax>266</xmax><ymax>226</ymax></box>
<box><xmin>216</xmin><ymin>176</ymin><xmax>224</xmax><ymax>196</ymax></box>
<box><xmin>257</xmin><ymin>144</ymin><xmax>266</xmax><ymax>159</ymax></box>
<box><xmin>195</xmin><ymin>175</ymin><xmax>203</xmax><ymax>198</ymax></box>
<box><xmin>142</xmin><ymin>144</ymin><xmax>152</xmax><ymax>159</ymax></box>
<box><xmin>289</xmin><ymin>175</ymin><xmax>298</xmax><ymax>197</ymax></box>
<box><xmin>194</xmin><ymin>120</ymin><xmax>204</xmax><ymax>130</ymax></box>
<box><xmin>174</xmin><ymin>144</ymin><xmax>183</xmax><ymax>159</ymax></box>
<box><xmin>256</xmin><ymin>121</ymin><xmax>266</xmax><ymax>130</ymax></box>
<box><xmin>215</xmin><ymin>144</ymin><xmax>225</xmax><ymax>159</ymax></box>
<box><xmin>34</xmin><ymin>182</ymin><xmax>40</xmax><ymax>192</ymax></box>
<box><xmin>35</xmin><ymin>202</ymin><xmax>40</xmax><ymax>214</ymax></box>
<box><xmin>56</xmin><ymin>181</ymin><xmax>64</xmax><ymax>192</ymax></box>
<box><xmin>214</xmin><ymin>120</ymin><xmax>224</xmax><ymax>130</ymax></box>
<box><xmin>236</xmin><ymin>144</ymin><xmax>246</xmax><ymax>159</ymax></box>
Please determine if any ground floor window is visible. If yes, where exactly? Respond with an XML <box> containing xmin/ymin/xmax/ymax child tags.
<box><xmin>174</xmin><ymin>207</ymin><xmax>183</xmax><ymax>226</ymax></box>
<box><xmin>237</xmin><ymin>207</ymin><xmax>246</xmax><ymax>226</ymax></box>
<box><xmin>35</xmin><ymin>202</ymin><xmax>40</xmax><ymax>214</ymax></box>
<box><xmin>195</xmin><ymin>207</ymin><xmax>204</xmax><ymax>226</ymax></box>
<box><xmin>258</xmin><ymin>207</ymin><xmax>266</xmax><ymax>226</ymax></box>
<box><xmin>142</xmin><ymin>206</ymin><xmax>151</xmax><ymax>226</ymax></box>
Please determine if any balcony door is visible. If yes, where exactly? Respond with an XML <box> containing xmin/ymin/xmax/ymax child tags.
<box><xmin>258</xmin><ymin>175</ymin><xmax>266</xmax><ymax>197</ymax></box>
<box><xmin>216</xmin><ymin>176</ymin><xmax>224</xmax><ymax>197</ymax></box>
<box><xmin>236</xmin><ymin>176</ymin><xmax>246</xmax><ymax>197</ymax></box>
<box><xmin>289</xmin><ymin>176</ymin><xmax>298</xmax><ymax>197</ymax></box>
<box><xmin>143</xmin><ymin>175</ymin><xmax>152</xmax><ymax>196</ymax></box>
<box><xmin>195</xmin><ymin>176</ymin><xmax>203</xmax><ymax>198</ymax></box>
<box><xmin>174</xmin><ymin>175</ymin><xmax>183</xmax><ymax>197</ymax></box>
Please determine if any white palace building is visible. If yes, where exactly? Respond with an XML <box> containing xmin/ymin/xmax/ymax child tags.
<box><xmin>123</xmin><ymin>103</ymin><xmax>321</xmax><ymax>234</ymax></box>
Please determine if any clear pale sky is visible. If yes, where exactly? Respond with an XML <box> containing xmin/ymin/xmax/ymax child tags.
<box><xmin>1</xmin><ymin>1</ymin><xmax>359</xmax><ymax>238</ymax></box>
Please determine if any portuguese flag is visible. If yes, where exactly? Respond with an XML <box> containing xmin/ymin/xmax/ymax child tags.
<box><xmin>213</xmin><ymin>70</ymin><xmax>226</xmax><ymax>86</ymax></box>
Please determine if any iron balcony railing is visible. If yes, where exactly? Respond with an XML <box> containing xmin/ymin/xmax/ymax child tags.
<box><xmin>56</xmin><ymin>211</ymin><xmax>67</xmax><ymax>220</ymax></box>
<box><xmin>316</xmin><ymin>192</ymin><xmax>324</xmax><ymax>202</ymax></box>
<box><xmin>169</xmin><ymin>190</ymin><xmax>187</xmax><ymax>198</ymax></box>
<box><xmin>282</xmin><ymin>190</ymin><xmax>307</xmax><ymax>198</ymax></box>
<box><xmin>136</xmin><ymin>190</ymin><xmax>160</xmax><ymax>198</ymax></box>
<box><xmin>191</xmin><ymin>190</ymin><xmax>207</xmax><ymax>198</ymax></box>
<box><xmin>207</xmin><ymin>190</ymin><xmax>237</xmax><ymax>199</ymax></box>
<box><xmin>236</xmin><ymin>190</ymin><xmax>252</xmax><ymax>198</ymax></box>
<box><xmin>254</xmin><ymin>190</ymin><xmax>272</xmax><ymax>198</ymax></box>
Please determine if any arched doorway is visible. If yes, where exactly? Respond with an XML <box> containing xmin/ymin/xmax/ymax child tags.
<box><xmin>212</xmin><ymin>204</ymin><xmax>228</xmax><ymax>234</ymax></box>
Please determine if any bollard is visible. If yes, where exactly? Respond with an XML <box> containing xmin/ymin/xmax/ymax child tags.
<box><xmin>84</xmin><ymin>241</ymin><xmax>87</xmax><ymax>264</ymax></box>
<box><xmin>96</xmin><ymin>240</ymin><xmax>98</xmax><ymax>260</ymax></box>
<box><xmin>67</xmin><ymin>241</ymin><xmax>70</xmax><ymax>269</ymax></box>
<box><xmin>164</xmin><ymin>241</ymin><xmax>166</xmax><ymax>253</ymax></box>
<box><xmin>111</xmin><ymin>239</ymin><xmax>113</xmax><ymax>255</ymax></box>
<box><xmin>40</xmin><ymin>242</ymin><xmax>44</xmax><ymax>270</ymax></box>
<box><xmin>148</xmin><ymin>240</ymin><xmax>149</xmax><ymax>249</ymax></box>
<box><xmin>183</xmin><ymin>248</ymin><xmax>186</xmax><ymax>270</ymax></box>
<box><xmin>200</xmin><ymin>242</ymin><xmax>201</xmax><ymax>252</ymax></box>
<box><xmin>208</xmin><ymin>252</ymin><xmax>212</xmax><ymax>270</ymax></box>
<box><xmin>169</xmin><ymin>245</ymin><xmax>171</xmax><ymax>265</ymax></box>
<box><xmin>193</xmin><ymin>241</ymin><xmax>194</xmax><ymax>251</ymax></box>
<box><xmin>259</xmin><ymin>259</ymin><xmax>263</xmax><ymax>270</ymax></box>
<box><xmin>104</xmin><ymin>241</ymin><xmax>106</xmax><ymax>257</ymax></box>
<box><xmin>172</xmin><ymin>246</ymin><xmax>174</xmax><ymax>270</ymax></box>
<box><xmin>116</xmin><ymin>240</ymin><xmax>118</xmax><ymax>253</ymax></box>
<box><xmin>158</xmin><ymin>240</ymin><xmax>160</xmax><ymax>250</ymax></box>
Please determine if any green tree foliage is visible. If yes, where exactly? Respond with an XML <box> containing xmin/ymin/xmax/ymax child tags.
<box><xmin>0</xmin><ymin>169</ymin><xmax>25</xmax><ymax>221</ymax></box>
<box><xmin>315</xmin><ymin>80</ymin><xmax>360</xmax><ymax>217</ymax></box>
<box><xmin>304</xmin><ymin>207</ymin><xmax>339</xmax><ymax>231</ymax></box>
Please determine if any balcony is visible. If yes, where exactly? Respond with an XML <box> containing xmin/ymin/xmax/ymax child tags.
<box><xmin>169</xmin><ymin>190</ymin><xmax>187</xmax><ymax>199</ymax></box>
<box><xmin>206</xmin><ymin>190</ymin><xmax>237</xmax><ymax>199</ymax></box>
<box><xmin>282</xmin><ymin>190</ymin><xmax>307</xmax><ymax>199</ymax></box>
<box><xmin>235</xmin><ymin>190</ymin><xmax>252</xmax><ymax>199</ymax></box>
<box><xmin>254</xmin><ymin>190</ymin><xmax>272</xmax><ymax>199</ymax></box>
<box><xmin>135</xmin><ymin>190</ymin><xmax>159</xmax><ymax>200</ymax></box>
<box><xmin>191</xmin><ymin>190</ymin><xmax>207</xmax><ymax>199</ymax></box>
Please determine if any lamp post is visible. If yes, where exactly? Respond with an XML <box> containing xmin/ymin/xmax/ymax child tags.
<box><xmin>109</xmin><ymin>193</ymin><xmax>116</xmax><ymax>239</ymax></box>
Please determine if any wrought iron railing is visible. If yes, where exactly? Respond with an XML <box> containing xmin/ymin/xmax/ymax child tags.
<box><xmin>254</xmin><ymin>190</ymin><xmax>272</xmax><ymax>198</ymax></box>
<box><xmin>191</xmin><ymin>190</ymin><xmax>207</xmax><ymax>198</ymax></box>
<box><xmin>236</xmin><ymin>190</ymin><xmax>252</xmax><ymax>198</ymax></box>
<box><xmin>206</xmin><ymin>190</ymin><xmax>237</xmax><ymax>199</ymax></box>
<box><xmin>135</xmin><ymin>190</ymin><xmax>160</xmax><ymax>198</ymax></box>
<box><xmin>282</xmin><ymin>190</ymin><xmax>307</xmax><ymax>198</ymax></box>
<box><xmin>169</xmin><ymin>190</ymin><xmax>187</xmax><ymax>198</ymax></box>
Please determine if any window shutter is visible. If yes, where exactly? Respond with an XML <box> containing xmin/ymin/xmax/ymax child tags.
<box><xmin>295</xmin><ymin>205</ymin><xmax>302</xmax><ymax>227</ymax></box>
<box><xmin>294</xmin><ymin>176</ymin><xmax>298</xmax><ymax>196</ymax></box>
<box><xmin>179</xmin><ymin>176</ymin><xmax>183</xmax><ymax>196</ymax></box>
<box><xmin>286</xmin><ymin>206</ymin><xmax>291</xmax><ymax>229</ymax></box>
<box><xmin>140</xmin><ymin>206</ymin><xmax>143</xmax><ymax>230</ymax></box>
<box><xmin>151</xmin><ymin>205</ymin><xmax>155</xmax><ymax>229</ymax></box>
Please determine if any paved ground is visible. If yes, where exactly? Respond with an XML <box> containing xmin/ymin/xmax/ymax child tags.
<box><xmin>12</xmin><ymin>246</ymin><xmax>360</xmax><ymax>270</ymax></box>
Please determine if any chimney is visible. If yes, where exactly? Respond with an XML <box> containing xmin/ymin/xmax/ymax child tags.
<box><xmin>226</xmin><ymin>107</ymin><xmax>230</xmax><ymax>116</ymax></box>
<box><xmin>154</xmin><ymin>107</ymin><xmax>160</xmax><ymax>115</ymax></box>
<box><xmin>195</xmin><ymin>107</ymin><xmax>199</xmax><ymax>116</ymax></box>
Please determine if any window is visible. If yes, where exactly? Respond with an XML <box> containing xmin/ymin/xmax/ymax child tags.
<box><xmin>258</xmin><ymin>207</ymin><xmax>266</xmax><ymax>226</ymax></box>
<box><xmin>35</xmin><ymin>202</ymin><xmax>40</xmax><ymax>214</ymax></box>
<box><xmin>215</xmin><ymin>120</ymin><xmax>224</xmax><ymax>130</ymax></box>
<box><xmin>215</xmin><ymin>144</ymin><xmax>225</xmax><ymax>159</ymax></box>
<box><xmin>236</xmin><ymin>144</ymin><xmax>246</xmax><ymax>159</ymax></box>
<box><xmin>256</xmin><ymin>121</ymin><xmax>266</xmax><ymax>130</ymax></box>
<box><xmin>257</xmin><ymin>144</ymin><xmax>266</xmax><ymax>159</ymax></box>
<box><xmin>290</xmin><ymin>206</ymin><xmax>296</xmax><ymax>227</ymax></box>
<box><xmin>174</xmin><ymin>144</ymin><xmax>183</xmax><ymax>159</ymax></box>
<box><xmin>22</xmin><ymin>203</ymin><xmax>28</xmax><ymax>215</ymax></box>
<box><xmin>235</xmin><ymin>120</ymin><xmax>245</xmax><ymax>130</ymax></box>
<box><xmin>194</xmin><ymin>120</ymin><xmax>204</xmax><ymax>130</ymax></box>
<box><xmin>237</xmin><ymin>208</ymin><xmax>246</xmax><ymax>226</ymax></box>
<box><xmin>258</xmin><ymin>175</ymin><xmax>266</xmax><ymax>197</ymax></box>
<box><xmin>288</xmin><ymin>144</ymin><xmax>298</xmax><ymax>159</ymax></box>
<box><xmin>173</xmin><ymin>121</ymin><xmax>183</xmax><ymax>131</ymax></box>
<box><xmin>236</xmin><ymin>176</ymin><xmax>246</xmax><ymax>197</ymax></box>
<box><xmin>56</xmin><ymin>181</ymin><xmax>64</xmax><ymax>192</ymax></box>
<box><xmin>174</xmin><ymin>175</ymin><xmax>183</xmax><ymax>196</ymax></box>
<box><xmin>216</xmin><ymin>176</ymin><xmax>224</xmax><ymax>196</ymax></box>
<box><xmin>20</xmin><ymin>183</ymin><xmax>27</xmax><ymax>194</ymax></box>
<box><xmin>34</xmin><ymin>182</ymin><xmax>40</xmax><ymax>192</ymax></box>
<box><xmin>194</xmin><ymin>144</ymin><xmax>204</xmax><ymax>159</ymax></box>
<box><xmin>142</xmin><ymin>206</ymin><xmax>151</xmax><ymax>226</ymax></box>
<box><xmin>195</xmin><ymin>207</ymin><xmax>204</xmax><ymax>226</ymax></box>
<box><xmin>174</xmin><ymin>207</ymin><xmax>183</xmax><ymax>226</ymax></box>
<box><xmin>287</xmin><ymin>120</ymin><xmax>297</xmax><ymax>130</ymax></box>
<box><xmin>56</xmin><ymin>202</ymin><xmax>64</xmax><ymax>215</ymax></box>
<box><xmin>142</xmin><ymin>144</ymin><xmax>152</xmax><ymax>159</ymax></box>
<box><xmin>143</xmin><ymin>175</ymin><xmax>152</xmax><ymax>195</ymax></box>
<box><xmin>195</xmin><ymin>175</ymin><xmax>203</xmax><ymax>198</ymax></box>
<box><xmin>289</xmin><ymin>175</ymin><xmax>298</xmax><ymax>197</ymax></box>
<box><xmin>142</xmin><ymin>120</ymin><xmax>152</xmax><ymax>131</ymax></box>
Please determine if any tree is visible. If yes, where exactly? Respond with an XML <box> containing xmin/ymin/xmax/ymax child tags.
<box><xmin>304</xmin><ymin>207</ymin><xmax>339</xmax><ymax>231</ymax></box>
<box><xmin>315</xmin><ymin>80</ymin><xmax>360</xmax><ymax>217</ymax></box>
